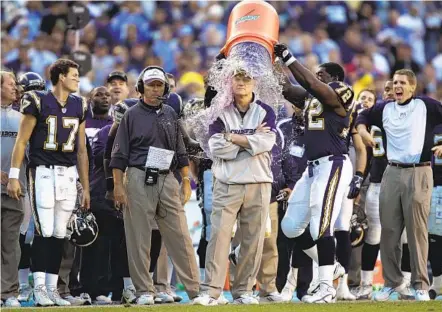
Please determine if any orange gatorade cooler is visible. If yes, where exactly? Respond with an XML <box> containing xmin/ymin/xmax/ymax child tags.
<box><xmin>221</xmin><ymin>0</ymin><xmax>279</xmax><ymax>60</ymax></box>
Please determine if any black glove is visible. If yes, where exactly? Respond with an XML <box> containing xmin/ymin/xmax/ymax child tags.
<box><xmin>274</xmin><ymin>43</ymin><xmax>294</xmax><ymax>65</ymax></box>
<box><xmin>215</xmin><ymin>52</ymin><xmax>226</xmax><ymax>61</ymax></box>
<box><xmin>348</xmin><ymin>171</ymin><xmax>364</xmax><ymax>199</ymax></box>
<box><xmin>204</xmin><ymin>86</ymin><xmax>217</xmax><ymax>108</ymax></box>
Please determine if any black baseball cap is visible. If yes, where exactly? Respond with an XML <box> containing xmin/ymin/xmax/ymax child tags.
<box><xmin>107</xmin><ymin>71</ymin><xmax>128</xmax><ymax>83</ymax></box>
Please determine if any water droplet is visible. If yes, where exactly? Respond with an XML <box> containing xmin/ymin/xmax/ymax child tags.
<box><xmin>186</xmin><ymin>42</ymin><xmax>286</xmax><ymax>159</ymax></box>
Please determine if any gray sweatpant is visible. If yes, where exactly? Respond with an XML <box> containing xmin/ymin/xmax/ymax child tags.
<box><xmin>1</xmin><ymin>194</ymin><xmax>24</xmax><ymax>300</ymax></box>
<box><xmin>379</xmin><ymin>165</ymin><xmax>433</xmax><ymax>290</ymax></box>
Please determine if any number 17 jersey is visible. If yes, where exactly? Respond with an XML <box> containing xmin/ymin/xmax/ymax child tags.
<box><xmin>303</xmin><ymin>81</ymin><xmax>354</xmax><ymax>161</ymax></box>
<box><xmin>20</xmin><ymin>91</ymin><xmax>89</xmax><ymax>167</ymax></box>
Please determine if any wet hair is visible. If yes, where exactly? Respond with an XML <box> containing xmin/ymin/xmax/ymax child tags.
<box><xmin>319</xmin><ymin>62</ymin><xmax>345</xmax><ymax>82</ymax></box>
<box><xmin>49</xmin><ymin>58</ymin><xmax>79</xmax><ymax>86</ymax></box>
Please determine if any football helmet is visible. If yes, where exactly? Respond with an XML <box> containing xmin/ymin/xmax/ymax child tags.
<box><xmin>18</xmin><ymin>72</ymin><xmax>46</xmax><ymax>92</ymax></box>
<box><xmin>350</xmin><ymin>206</ymin><xmax>368</xmax><ymax>248</ymax></box>
<box><xmin>67</xmin><ymin>209</ymin><xmax>99</xmax><ymax>247</ymax></box>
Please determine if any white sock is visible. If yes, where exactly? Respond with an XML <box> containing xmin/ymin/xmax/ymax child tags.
<box><xmin>33</xmin><ymin>272</ymin><xmax>46</xmax><ymax>288</ymax></box>
<box><xmin>318</xmin><ymin>265</ymin><xmax>334</xmax><ymax>286</ymax></box>
<box><xmin>19</xmin><ymin>268</ymin><xmax>30</xmax><ymax>286</ymax></box>
<box><xmin>123</xmin><ymin>277</ymin><xmax>134</xmax><ymax>289</ymax></box>
<box><xmin>45</xmin><ymin>273</ymin><xmax>58</xmax><ymax>290</ymax></box>
<box><xmin>361</xmin><ymin>270</ymin><xmax>374</xmax><ymax>286</ymax></box>
<box><xmin>303</xmin><ymin>245</ymin><xmax>319</xmax><ymax>264</ymax></box>
<box><xmin>286</xmin><ymin>267</ymin><xmax>298</xmax><ymax>288</ymax></box>
<box><xmin>432</xmin><ymin>275</ymin><xmax>442</xmax><ymax>289</ymax></box>
<box><xmin>149</xmin><ymin>272</ymin><xmax>154</xmax><ymax>280</ymax></box>
<box><xmin>199</xmin><ymin>268</ymin><xmax>205</xmax><ymax>282</ymax></box>
<box><xmin>338</xmin><ymin>273</ymin><xmax>349</xmax><ymax>287</ymax></box>
<box><xmin>234</xmin><ymin>245</ymin><xmax>240</xmax><ymax>260</ymax></box>
<box><xmin>402</xmin><ymin>271</ymin><xmax>411</xmax><ymax>285</ymax></box>
<box><xmin>167</xmin><ymin>257</ymin><xmax>173</xmax><ymax>283</ymax></box>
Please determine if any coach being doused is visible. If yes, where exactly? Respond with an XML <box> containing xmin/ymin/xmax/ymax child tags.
<box><xmin>109</xmin><ymin>66</ymin><xmax>200</xmax><ymax>305</ymax></box>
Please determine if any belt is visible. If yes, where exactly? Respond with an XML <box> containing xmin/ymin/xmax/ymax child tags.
<box><xmin>36</xmin><ymin>164</ymin><xmax>70</xmax><ymax>169</ymax></box>
<box><xmin>388</xmin><ymin>161</ymin><xmax>431</xmax><ymax>168</ymax></box>
<box><xmin>307</xmin><ymin>154</ymin><xmax>347</xmax><ymax>166</ymax></box>
<box><xmin>132</xmin><ymin>166</ymin><xmax>170</xmax><ymax>174</ymax></box>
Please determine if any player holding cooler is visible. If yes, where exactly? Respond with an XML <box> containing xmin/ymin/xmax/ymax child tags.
<box><xmin>7</xmin><ymin>59</ymin><xmax>90</xmax><ymax>307</ymax></box>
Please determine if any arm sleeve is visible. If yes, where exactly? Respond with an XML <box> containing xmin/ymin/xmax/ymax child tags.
<box><xmin>422</xmin><ymin>96</ymin><xmax>442</xmax><ymax>127</ymax></box>
<box><xmin>175</xmin><ymin>121</ymin><xmax>190</xmax><ymax>169</ymax></box>
<box><xmin>109</xmin><ymin>114</ymin><xmax>130</xmax><ymax>171</ymax></box>
<box><xmin>245</xmin><ymin>105</ymin><xmax>277</xmax><ymax>156</ymax></box>
<box><xmin>208</xmin><ymin>117</ymin><xmax>241</xmax><ymax>160</ymax></box>
<box><xmin>355</xmin><ymin>102</ymin><xmax>385</xmax><ymax>129</ymax></box>
<box><xmin>92</xmin><ymin>126</ymin><xmax>110</xmax><ymax>168</ymax></box>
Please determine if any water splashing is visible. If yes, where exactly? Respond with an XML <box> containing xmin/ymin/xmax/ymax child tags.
<box><xmin>186</xmin><ymin>42</ymin><xmax>286</xmax><ymax>159</ymax></box>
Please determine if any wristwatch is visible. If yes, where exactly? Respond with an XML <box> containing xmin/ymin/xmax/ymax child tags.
<box><xmin>224</xmin><ymin>132</ymin><xmax>232</xmax><ymax>142</ymax></box>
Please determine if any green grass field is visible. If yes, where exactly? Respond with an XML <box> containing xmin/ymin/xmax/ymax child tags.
<box><xmin>3</xmin><ymin>302</ymin><xmax>442</xmax><ymax>312</ymax></box>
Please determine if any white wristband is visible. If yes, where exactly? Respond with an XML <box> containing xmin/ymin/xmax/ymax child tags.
<box><xmin>285</xmin><ymin>56</ymin><xmax>296</xmax><ymax>67</ymax></box>
<box><xmin>9</xmin><ymin>167</ymin><xmax>20</xmax><ymax>179</ymax></box>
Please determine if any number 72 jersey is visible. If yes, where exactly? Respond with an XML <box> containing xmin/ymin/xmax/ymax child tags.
<box><xmin>20</xmin><ymin>91</ymin><xmax>89</xmax><ymax>167</ymax></box>
<box><xmin>303</xmin><ymin>81</ymin><xmax>354</xmax><ymax>161</ymax></box>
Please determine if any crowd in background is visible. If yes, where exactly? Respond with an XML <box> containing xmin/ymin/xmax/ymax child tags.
<box><xmin>2</xmin><ymin>0</ymin><xmax>442</xmax><ymax>102</ymax></box>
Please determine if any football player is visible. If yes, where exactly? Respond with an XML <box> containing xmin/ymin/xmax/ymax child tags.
<box><xmin>275</xmin><ymin>43</ymin><xmax>354</xmax><ymax>303</ymax></box>
<box><xmin>16</xmin><ymin>72</ymin><xmax>46</xmax><ymax>303</ymax></box>
<box><xmin>429</xmin><ymin>123</ymin><xmax>442</xmax><ymax>299</ymax></box>
<box><xmin>333</xmin><ymin>89</ymin><xmax>374</xmax><ymax>300</ymax></box>
<box><xmin>7</xmin><ymin>59</ymin><xmax>90</xmax><ymax>306</ymax></box>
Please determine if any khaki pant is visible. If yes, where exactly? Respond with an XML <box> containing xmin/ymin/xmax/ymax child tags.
<box><xmin>124</xmin><ymin>168</ymin><xmax>199</xmax><ymax>298</ymax></box>
<box><xmin>1</xmin><ymin>194</ymin><xmax>24</xmax><ymax>299</ymax></box>
<box><xmin>57</xmin><ymin>239</ymin><xmax>76</xmax><ymax>296</ymax></box>
<box><xmin>231</xmin><ymin>202</ymin><xmax>279</xmax><ymax>296</ymax></box>
<box><xmin>201</xmin><ymin>180</ymin><xmax>271</xmax><ymax>299</ymax></box>
<box><xmin>379</xmin><ymin>165</ymin><xmax>433</xmax><ymax>290</ymax></box>
<box><xmin>155</xmin><ymin>242</ymin><xmax>171</xmax><ymax>292</ymax></box>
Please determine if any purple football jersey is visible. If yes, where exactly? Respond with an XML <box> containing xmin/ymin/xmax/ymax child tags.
<box><xmin>20</xmin><ymin>91</ymin><xmax>89</xmax><ymax>167</ymax></box>
<box><xmin>303</xmin><ymin>81</ymin><xmax>354</xmax><ymax>160</ymax></box>
<box><xmin>369</xmin><ymin>126</ymin><xmax>388</xmax><ymax>183</ymax></box>
<box><xmin>433</xmin><ymin>124</ymin><xmax>442</xmax><ymax>187</ymax></box>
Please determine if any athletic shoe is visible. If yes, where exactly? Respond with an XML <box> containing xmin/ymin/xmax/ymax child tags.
<box><xmin>18</xmin><ymin>285</ymin><xmax>32</xmax><ymax>302</ymax></box>
<box><xmin>122</xmin><ymin>286</ymin><xmax>137</xmax><ymax>304</ymax></box>
<box><xmin>302</xmin><ymin>282</ymin><xmax>336</xmax><ymax>303</ymax></box>
<box><xmin>33</xmin><ymin>285</ymin><xmax>54</xmax><ymax>306</ymax></box>
<box><xmin>47</xmin><ymin>287</ymin><xmax>71</xmax><ymax>306</ymax></box>
<box><xmin>4</xmin><ymin>297</ymin><xmax>21</xmax><ymax>307</ymax></box>
<box><xmin>192</xmin><ymin>293</ymin><xmax>218</xmax><ymax>306</ymax></box>
<box><xmin>233</xmin><ymin>293</ymin><xmax>259</xmax><ymax>305</ymax></box>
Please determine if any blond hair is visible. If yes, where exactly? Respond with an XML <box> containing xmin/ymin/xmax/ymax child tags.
<box><xmin>394</xmin><ymin>69</ymin><xmax>416</xmax><ymax>86</ymax></box>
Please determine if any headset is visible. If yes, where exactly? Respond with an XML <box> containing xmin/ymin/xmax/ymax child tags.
<box><xmin>136</xmin><ymin>66</ymin><xmax>170</xmax><ymax>98</ymax></box>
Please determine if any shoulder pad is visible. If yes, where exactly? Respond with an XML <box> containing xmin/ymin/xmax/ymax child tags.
<box><xmin>20</xmin><ymin>91</ymin><xmax>41</xmax><ymax>112</ymax></box>
<box><xmin>329</xmin><ymin>81</ymin><xmax>354</xmax><ymax>110</ymax></box>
